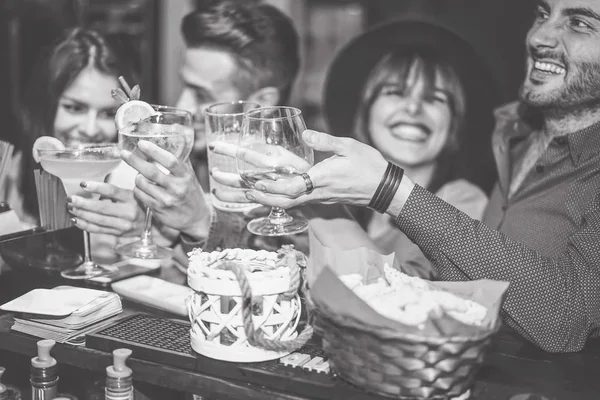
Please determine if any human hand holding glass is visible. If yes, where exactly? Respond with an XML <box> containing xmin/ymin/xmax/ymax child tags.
<box><xmin>121</xmin><ymin>139</ymin><xmax>211</xmax><ymax>242</ymax></box>
<box><xmin>38</xmin><ymin>144</ymin><xmax>121</xmax><ymax>279</ymax></box>
<box><xmin>236</xmin><ymin>106</ymin><xmax>314</xmax><ymax>236</ymax></box>
<box><xmin>205</xmin><ymin>101</ymin><xmax>261</xmax><ymax>212</ymax></box>
<box><xmin>236</xmin><ymin>130</ymin><xmax>395</xmax><ymax>211</ymax></box>
<box><xmin>116</xmin><ymin>105</ymin><xmax>193</xmax><ymax>259</ymax></box>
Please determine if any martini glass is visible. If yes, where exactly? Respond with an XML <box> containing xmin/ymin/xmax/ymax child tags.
<box><xmin>38</xmin><ymin>144</ymin><xmax>121</xmax><ymax>279</ymax></box>
<box><xmin>116</xmin><ymin>105</ymin><xmax>194</xmax><ymax>259</ymax></box>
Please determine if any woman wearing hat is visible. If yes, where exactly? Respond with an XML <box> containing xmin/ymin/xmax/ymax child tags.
<box><xmin>322</xmin><ymin>17</ymin><xmax>501</xmax><ymax>278</ymax></box>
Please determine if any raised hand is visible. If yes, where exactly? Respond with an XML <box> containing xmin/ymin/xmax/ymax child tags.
<box><xmin>229</xmin><ymin>130</ymin><xmax>389</xmax><ymax>210</ymax></box>
<box><xmin>67</xmin><ymin>182</ymin><xmax>145</xmax><ymax>237</ymax></box>
<box><xmin>209</xmin><ymin>140</ymin><xmax>312</xmax><ymax>204</ymax></box>
<box><xmin>121</xmin><ymin>140</ymin><xmax>212</xmax><ymax>239</ymax></box>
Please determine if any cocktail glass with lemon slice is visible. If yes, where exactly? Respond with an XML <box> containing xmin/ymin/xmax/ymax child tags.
<box><xmin>38</xmin><ymin>143</ymin><xmax>121</xmax><ymax>279</ymax></box>
<box><xmin>115</xmin><ymin>102</ymin><xmax>193</xmax><ymax>259</ymax></box>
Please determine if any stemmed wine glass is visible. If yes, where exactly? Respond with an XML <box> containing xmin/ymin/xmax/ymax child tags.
<box><xmin>237</xmin><ymin>106</ymin><xmax>314</xmax><ymax>236</ymax></box>
<box><xmin>38</xmin><ymin>144</ymin><xmax>121</xmax><ymax>279</ymax></box>
<box><xmin>116</xmin><ymin>105</ymin><xmax>194</xmax><ymax>259</ymax></box>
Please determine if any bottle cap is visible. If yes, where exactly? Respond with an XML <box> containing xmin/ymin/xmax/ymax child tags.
<box><xmin>31</xmin><ymin>339</ymin><xmax>57</xmax><ymax>368</ymax></box>
<box><xmin>0</xmin><ymin>367</ymin><xmax>7</xmax><ymax>395</ymax></box>
<box><xmin>106</xmin><ymin>349</ymin><xmax>132</xmax><ymax>379</ymax></box>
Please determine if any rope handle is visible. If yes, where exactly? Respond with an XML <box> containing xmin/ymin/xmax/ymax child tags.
<box><xmin>219</xmin><ymin>259</ymin><xmax>313</xmax><ymax>352</ymax></box>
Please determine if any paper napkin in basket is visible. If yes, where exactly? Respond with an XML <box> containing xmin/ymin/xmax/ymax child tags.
<box><xmin>306</xmin><ymin>227</ymin><xmax>394</xmax><ymax>287</ymax></box>
<box><xmin>307</xmin><ymin>224</ymin><xmax>509</xmax><ymax>337</ymax></box>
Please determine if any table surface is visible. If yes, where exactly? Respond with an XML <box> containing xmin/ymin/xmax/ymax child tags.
<box><xmin>2</xmin><ymin>229</ymin><xmax>600</xmax><ymax>399</ymax></box>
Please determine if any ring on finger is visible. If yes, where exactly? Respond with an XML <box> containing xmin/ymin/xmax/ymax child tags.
<box><xmin>301</xmin><ymin>172</ymin><xmax>314</xmax><ymax>195</ymax></box>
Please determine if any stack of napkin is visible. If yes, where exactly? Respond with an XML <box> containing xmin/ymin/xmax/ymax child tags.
<box><xmin>0</xmin><ymin>286</ymin><xmax>122</xmax><ymax>344</ymax></box>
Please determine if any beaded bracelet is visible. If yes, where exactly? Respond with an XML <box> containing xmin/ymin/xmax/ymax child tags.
<box><xmin>368</xmin><ymin>162</ymin><xmax>404</xmax><ymax>214</ymax></box>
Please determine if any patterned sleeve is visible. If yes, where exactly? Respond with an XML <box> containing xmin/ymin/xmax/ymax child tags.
<box><xmin>435</xmin><ymin>179</ymin><xmax>488</xmax><ymax>220</ymax></box>
<box><xmin>395</xmin><ymin>185</ymin><xmax>600</xmax><ymax>352</ymax></box>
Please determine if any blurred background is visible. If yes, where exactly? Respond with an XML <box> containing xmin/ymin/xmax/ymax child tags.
<box><xmin>0</xmin><ymin>0</ymin><xmax>535</xmax><ymax>132</ymax></box>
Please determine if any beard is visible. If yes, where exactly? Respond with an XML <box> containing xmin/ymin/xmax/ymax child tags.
<box><xmin>519</xmin><ymin>53</ymin><xmax>600</xmax><ymax>114</ymax></box>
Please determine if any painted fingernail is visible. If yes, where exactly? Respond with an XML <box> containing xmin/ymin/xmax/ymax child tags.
<box><xmin>245</xmin><ymin>192</ymin><xmax>255</xmax><ymax>201</ymax></box>
<box><xmin>211</xmin><ymin>188</ymin><xmax>216</xmax><ymax>195</ymax></box>
<box><xmin>80</xmin><ymin>181</ymin><xmax>87</xmax><ymax>188</ymax></box>
<box><xmin>208</xmin><ymin>144</ymin><xmax>215</xmax><ymax>151</ymax></box>
<box><xmin>66</xmin><ymin>197</ymin><xmax>72</xmax><ymax>204</ymax></box>
<box><xmin>70</xmin><ymin>217</ymin><xmax>77</xmax><ymax>225</ymax></box>
<box><xmin>67</xmin><ymin>204</ymin><xmax>73</xmax><ymax>211</ymax></box>
<box><xmin>255</xmin><ymin>183</ymin><xmax>266</xmax><ymax>192</ymax></box>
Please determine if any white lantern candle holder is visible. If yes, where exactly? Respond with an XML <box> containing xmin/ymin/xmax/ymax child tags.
<box><xmin>186</xmin><ymin>247</ymin><xmax>312</xmax><ymax>363</ymax></box>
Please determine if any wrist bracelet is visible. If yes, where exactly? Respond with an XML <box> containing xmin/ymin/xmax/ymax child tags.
<box><xmin>380</xmin><ymin>163</ymin><xmax>402</xmax><ymax>211</ymax></box>
<box><xmin>368</xmin><ymin>162</ymin><xmax>404</xmax><ymax>213</ymax></box>
<box><xmin>368</xmin><ymin>163</ymin><xmax>392</xmax><ymax>210</ymax></box>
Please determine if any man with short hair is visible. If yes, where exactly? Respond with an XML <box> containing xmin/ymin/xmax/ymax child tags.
<box><xmin>121</xmin><ymin>0</ymin><xmax>301</xmax><ymax>251</ymax></box>
<box><xmin>176</xmin><ymin>0</ymin><xmax>300</xmax><ymax>187</ymax></box>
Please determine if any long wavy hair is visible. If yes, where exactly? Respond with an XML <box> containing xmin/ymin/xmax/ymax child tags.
<box><xmin>17</xmin><ymin>27</ymin><xmax>137</xmax><ymax>221</ymax></box>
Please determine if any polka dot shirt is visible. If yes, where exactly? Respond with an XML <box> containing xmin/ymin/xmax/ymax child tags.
<box><xmin>396</xmin><ymin>184</ymin><xmax>600</xmax><ymax>353</ymax></box>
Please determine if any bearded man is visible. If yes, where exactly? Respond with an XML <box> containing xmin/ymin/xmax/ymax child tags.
<box><xmin>450</xmin><ymin>0</ymin><xmax>600</xmax><ymax>352</ymax></box>
<box><xmin>232</xmin><ymin>0</ymin><xmax>600</xmax><ymax>353</ymax></box>
<box><xmin>408</xmin><ymin>0</ymin><xmax>600</xmax><ymax>352</ymax></box>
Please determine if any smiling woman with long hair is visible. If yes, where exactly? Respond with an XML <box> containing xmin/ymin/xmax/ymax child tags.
<box><xmin>317</xmin><ymin>17</ymin><xmax>499</xmax><ymax>279</ymax></box>
<box><xmin>9</xmin><ymin>27</ymin><xmax>136</xmax><ymax>224</ymax></box>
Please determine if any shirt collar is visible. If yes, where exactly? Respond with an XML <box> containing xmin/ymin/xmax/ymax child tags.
<box><xmin>494</xmin><ymin>102</ymin><xmax>600</xmax><ymax>167</ymax></box>
<box><xmin>565</xmin><ymin>119</ymin><xmax>600</xmax><ymax>166</ymax></box>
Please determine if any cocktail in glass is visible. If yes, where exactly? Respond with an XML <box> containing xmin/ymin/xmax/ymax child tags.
<box><xmin>205</xmin><ymin>101</ymin><xmax>261</xmax><ymax>212</ymax></box>
<box><xmin>116</xmin><ymin>105</ymin><xmax>194</xmax><ymax>259</ymax></box>
<box><xmin>38</xmin><ymin>144</ymin><xmax>121</xmax><ymax>279</ymax></box>
<box><xmin>237</xmin><ymin>106</ymin><xmax>314</xmax><ymax>236</ymax></box>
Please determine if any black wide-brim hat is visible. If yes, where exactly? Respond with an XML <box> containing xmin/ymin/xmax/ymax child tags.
<box><xmin>323</xmin><ymin>15</ymin><xmax>505</xmax><ymax>192</ymax></box>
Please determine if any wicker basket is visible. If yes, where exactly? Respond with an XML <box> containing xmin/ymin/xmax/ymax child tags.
<box><xmin>307</xmin><ymin>294</ymin><xmax>500</xmax><ymax>399</ymax></box>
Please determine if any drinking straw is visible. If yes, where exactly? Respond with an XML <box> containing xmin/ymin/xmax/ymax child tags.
<box><xmin>118</xmin><ymin>76</ymin><xmax>134</xmax><ymax>98</ymax></box>
<box><xmin>34</xmin><ymin>170</ymin><xmax>46</xmax><ymax>228</ymax></box>
<box><xmin>35</xmin><ymin>169</ymin><xmax>70</xmax><ymax>230</ymax></box>
<box><xmin>50</xmin><ymin>172</ymin><xmax>57</xmax><ymax>230</ymax></box>
<box><xmin>56</xmin><ymin>177</ymin><xmax>70</xmax><ymax>229</ymax></box>
<box><xmin>0</xmin><ymin>141</ymin><xmax>14</xmax><ymax>194</ymax></box>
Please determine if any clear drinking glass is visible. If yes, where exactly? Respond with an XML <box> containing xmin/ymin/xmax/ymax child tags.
<box><xmin>205</xmin><ymin>101</ymin><xmax>261</xmax><ymax>212</ymax></box>
<box><xmin>116</xmin><ymin>105</ymin><xmax>194</xmax><ymax>259</ymax></box>
<box><xmin>237</xmin><ymin>106</ymin><xmax>314</xmax><ymax>236</ymax></box>
<box><xmin>38</xmin><ymin>144</ymin><xmax>121</xmax><ymax>279</ymax></box>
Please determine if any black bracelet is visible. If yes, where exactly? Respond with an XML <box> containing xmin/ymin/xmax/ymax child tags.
<box><xmin>380</xmin><ymin>163</ymin><xmax>402</xmax><ymax>212</ymax></box>
<box><xmin>368</xmin><ymin>162</ymin><xmax>392</xmax><ymax>210</ymax></box>
<box><xmin>368</xmin><ymin>162</ymin><xmax>404</xmax><ymax>214</ymax></box>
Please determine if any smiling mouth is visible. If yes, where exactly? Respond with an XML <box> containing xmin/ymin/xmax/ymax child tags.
<box><xmin>389</xmin><ymin>123</ymin><xmax>431</xmax><ymax>142</ymax></box>
<box><xmin>533</xmin><ymin>59</ymin><xmax>566</xmax><ymax>76</ymax></box>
